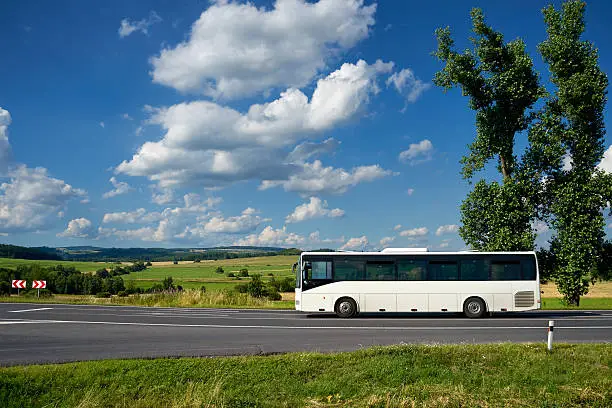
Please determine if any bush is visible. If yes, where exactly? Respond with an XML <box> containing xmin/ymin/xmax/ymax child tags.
<box><xmin>173</xmin><ymin>260</ymin><xmax>178</xmax><ymax>265</ymax></box>
<box><xmin>246</xmin><ymin>274</ymin><xmax>267</xmax><ymax>298</ymax></box>
<box><xmin>117</xmin><ymin>291</ymin><xmax>128</xmax><ymax>297</ymax></box>
<box><xmin>235</xmin><ymin>283</ymin><xmax>248</xmax><ymax>294</ymax></box>
<box><xmin>0</xmin><ymin>281</ymin><xmax>10</xmax><ymax>296</ymax></box>
<box><xmin>239</xmin><ymin>268</ymin><xmax>249</xmax><ymax>277</ymax></box>
<box><xmin>145</xmin><ymin>261</ymin><xmax>152</xmax><ymax>267</ymax></box>
<box><xmin>216</xmin><ymin>266</ymin><xmax>225</xmax><ymax>274</ymax></box>
<box><xmin>267</xmin><ymin>273</ymin><xmax>274</xmax><ymax>277</ymax></box>
<box><xmin>267</xmin><ymin>289</ymin><xmax>282</xmax><ymax>301</ymax></box>
<box><xmin>149</xmin><ymin>283</ymin><xmax>164</xmax><ymax>293</ymax></box>
<box><xmin>200</xmin><ymin>285</ymin><xmax>206</xmax><ymax>293</ymax></box>
<box><xmin>193</xmin><ymin>259</ymin><xmax>201</xmax><ymax>263</ymax></box>
<box><xmin>96</xmin><ymin>292</ymin><xmax>111</xmax><ymax>298</ymax></box>
<box><xmin>279</xmin><ymin>277</ymin><xmax>295</xmax><ymax>292</ymax></box>
<box><xmin>162</xmin><ymin>276</ymin><xmax>175</xmax><ymax>290</ymax></box>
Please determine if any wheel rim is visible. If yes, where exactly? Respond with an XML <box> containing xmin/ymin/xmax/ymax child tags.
<box><xmin>467</xmin><ymin>301</ymin><xmax>481</xmax><ymax>315</ymax></box>
<box><xmin>339</xmin><ymin>301</ymin><xmax>352</xmax><ymax>314</ymax></box>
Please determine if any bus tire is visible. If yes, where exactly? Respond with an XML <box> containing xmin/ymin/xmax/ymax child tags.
<box><xmin>335</xmin><ymin>297</ymin><xmax>357</xmax><ymax>318</ymax></box>
<box><xmin>463</xmin><ymin>297</ymin><xmax>486</xmax><ymax>319</ymax></box>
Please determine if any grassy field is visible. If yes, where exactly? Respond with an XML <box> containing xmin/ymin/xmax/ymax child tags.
<box><xmin>0</xmin><ymin>343</ymin><xmax>609</xmax><ymax>407</ymax></box>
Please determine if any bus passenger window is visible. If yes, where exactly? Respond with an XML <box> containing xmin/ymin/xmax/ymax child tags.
<box><xmin>397</xmin><ymin>261</ymin><xmax>426</xmax><ymax>280</ymax></box>
<box><xmin>366</xmin><ymin>262</ymin><xmax>395</xmax><ymax>280</ymax></box>
<box><xmin>491</xmin><ymin>262</ymin><xmax>521</xmax><ymax>280</ymax></box>
<box><xmin>460</xmin><ymin>260</ymin><xmax>488</xmax><ymax>280</ymax></box>
<box><xmin>428</xmin><ymin>262</ymin><xmax>459</xmax><ymax>280</ymax></box>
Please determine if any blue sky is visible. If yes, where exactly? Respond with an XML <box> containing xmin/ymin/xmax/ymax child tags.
<box><xmin>0</xmin><ymin>0</ymin><xmax>610</xmax><ymax>250</ymax></box>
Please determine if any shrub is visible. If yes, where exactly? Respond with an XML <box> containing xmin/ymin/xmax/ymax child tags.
<box><xmin>117</xmin><ymin>291</ymin><xmax>128</xmax><ymax>297</ymax></box>
<box><xmin>149</xmin><ymin>283</ymin><xmax>164</xmax><ymax>293</ymax></box>
<box><xmin>96</xmin><ymin>292</ymin><xmax>111</xmax><ymax>298</ymax></box>
<box><xmin>279</xmin><ymin>277</ymin><xmax>295</xmax><ymax>292</ymax></box>
<box><xmin>200</xmin><ymin>285</ymin><xmax>206</xmax><ymax>293</ymax></box>
<box><xmin>173</xmin><ymin>260</ymin><xmax>178</xmax><ymax>265</ymax></box>
<box><xmin>267</xmin><ymin>273</ymin><xmax>274</xmax><ymax>277</ymax></box>
<box><xmin>145</xmin><ymin>261</ymin><xmax>152</xmax><ymax>267</ymax></box>
<box><xmin>227</xmin><ymin>272</ymin><xmax>235</xmax><ymax>277</ymax></box>
<box><xmin>0</xmin><ymin>281</ymin><xmax>10</xmax><ymax>296</ymax></box>
<box><xmin>193</xmin><ymin>259</ymin><xmax>201</xmax><ymax>263</ymax></box>
<box><xmin>246</xmin><ymin>274</ymin><xmax>267</xmax><ymax>298</ymax></box>
<box><xmin>267</xmin><ymin>289</ymin><xmax>282</xmax><ymax>301</ymax></box>
<box><xmin>235</xmin><ymin>283</ymin><xmax>248</xmax><ymax>294</ymax></box>
<box><xmin>239</xmin><ymin>268</ymin><xmax>249</xmax><ymax>277</ymax></box>
<box><xmin>162</xmin><ymin>276</ymin><xmax>175</xmax><ymax>290</ymax></box>
<box><xmin>215</xmin><ymin>266</ymin><xmax>225</xmax><ymax>274</ymax></box>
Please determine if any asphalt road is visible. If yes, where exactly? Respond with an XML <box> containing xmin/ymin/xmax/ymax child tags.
<box><xmin>0</xmin><ymin>302</ymin><xmax>610</xmax><ymax>366</ymax></box>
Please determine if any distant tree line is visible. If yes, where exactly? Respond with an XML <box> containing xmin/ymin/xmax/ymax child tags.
<box><xmin>0</xmin><ymin>244</ymin><xmax>62</xmax><ymax>261</ymax></box>
<box><xmin>0</xmin><ymin>261</ymin><xmax>150</xmax><ymax>297</ymax></box>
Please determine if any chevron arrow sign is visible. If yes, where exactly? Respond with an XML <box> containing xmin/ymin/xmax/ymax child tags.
<box><xmin>32</xmin><ymin>280</ymin><xmax>47</xmax><ymax>289</ymax></box>
<box><xmin>11</xmin><ymin>280</ymin><xmax>26</xmax><ymax>289</ymax></box>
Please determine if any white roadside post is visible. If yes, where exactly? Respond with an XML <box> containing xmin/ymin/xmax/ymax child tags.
<box><xmin>547</xmin><ymin>320</ymin><xmax>554</xmax><ymax>351</ymax></box>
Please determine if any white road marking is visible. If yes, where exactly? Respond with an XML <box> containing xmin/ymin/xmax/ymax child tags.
<box><xmin>7</xmin><ymin>308</ymin><xmax>53</xmax><ymax>313</ymax></box>
<box><xmin>1</xmin><ymin>318</ymin><xmax>611</xmax><ymax>330</ymax></box>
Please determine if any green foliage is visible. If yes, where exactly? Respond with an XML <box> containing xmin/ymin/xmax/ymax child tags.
<box><xmin>239</xmin><ymin>268</ymin><xmax>248</xmax><ymax>277</ymax></box>
<box><xmin>161</xmin><ymin>276</ymin><xmax>175</xmax><ymax>291</ymax></box>
<box><xmin>434</xmin><ymin>7</ymin><xmax>543</xmax><ymax>252</ymax></box>
<box><xmin>95</xmin><ymin>292</ymin><xmax>111</xmax><ymax>298</ymax></box>
<box><xmin>215</xmin><ymin>266</ymin><xmax>224</xmax><ymax>274</ymax></box>
<box><xmin>524</xmin><ymin>1</ymin><xmax>611</xmax><ymax>305</ymax></box>
<box><xmin>226</xmin><ymin>272</ymin><xmax>235</xmax><ymax>277</ymax></box>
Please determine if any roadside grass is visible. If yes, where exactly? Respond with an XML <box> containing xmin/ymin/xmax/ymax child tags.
<box><xmin>541</xmin><ymin>297</ymin><xmax>612</xmax><ymax>310</ymax></box>
<box><xmin>0</xmin><ymin>290</ymin><xmax>294</xmax><ymax>309</ymax></box>
<box><xmin>0</xmin><ymin>343</ymin><xmax>609</xmax><ymax>407</ymax></box>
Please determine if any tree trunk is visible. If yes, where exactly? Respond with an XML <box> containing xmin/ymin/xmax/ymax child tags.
<box><xmin>500</xmin><ymin>155</ymin><xmax>510</xmax><ymax>181</ymax></box>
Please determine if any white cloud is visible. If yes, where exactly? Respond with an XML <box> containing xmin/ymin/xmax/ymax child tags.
<box><xmin>393</xmin><ymin>224</ymin><xmax>402</xmax><ymax>231</ymax></box>
<box><xmin>150</xmin><ymin>0</ymin><xmax>376</xmax><ymax>98</ymax></box>
<box><xmin>285</xmin><ymin>197</ymin><xmax>344</xmax><ymax>224</ymax></box>
<box><xmin>407</xmin><ymin>188</ymin><xmax>414</xmax><ymax>196</ymax></box>
<box><xmin>308</xmin><ymin>230</ymin><xmax>345</xmax><ymax>246</ymax></box>
<box><xmin>438</xmin><ymin>239</ymin><xmax>451</xmax><ymax>249</ymax></box>
<box><xmin>340</xmin><ymin>235</ymin><xmax>368</xmax><ymax>250</ymax></box>
<box><xmin>597</xmin><ymin>145</ymin><xmax>612</xmax><ymax>172</ymax></box>
<box><xmin>260</xmin><ymin>160</ymin><xmax>393</xmax><ymax>195</ymax></box>
<box><xmin>199</xmin><ymin>208</ymin><xmax>268</xmax><ymax>234</ymax></box>
<box><xmin>288</xmin><ymin>138</ymin><xmax>340</xmax><ymax>162</ymax></box>
<box><xmin>386</xmin><ymin>68</ymin><xmax>430</xmax><ymax>105</ymax></box>
<box><xmin>399</xmin><ymin>227</ymin><xmax>428</xmax><ymax>237</ymax></box>
<box><xmin>58</xmin><ymin>218</ymin><xmax>95</xmax><ymax>238</ymax></box>
<box><xmin>435</xmin><ymin>224</ymin><xmax>459</xmax><ymax>236</ymax></box>
<box><xmin>0</xmin><ymin>165</ymin><xmax>87</xmax><ymax>232</ymax></box>
<box><xmin>102</xmin><ymin>177</ymin><xmax>131</xmax><ymax>199</ymax></box>
<box><xmin>399</xmin><ymin>139</ymin><xmax>433</xmax><ymax>164</ymax></box>
<box><xmin>118</xmin><ymin>60</ymin><xmax>393</xmax><ymax>191</ymax></box>
<box><xmin>99</xmin><ymin>122</ymin><xmax>105</xmax><ymax>128</ymax></box>
<box><xmin>379</xmin><ymin>236</ymin><xmax>395</xmax><ymax>247</ymax></box>
<box><xmin>119</xmin><ymin>11</ymin><xmax>162</xmax><ymax>38</ymax></box>
<box><xmin>151</xmin><ymin>187</ymin><xmax>174</xmax><ymax>205</ymax></box>
<box><xmin>0</xmin><ymin>107</ymin><xmax>12</xmax><ymax>174</ymax></box>
<box><xmin>234</xmin><ymin>226</ymin><xmax>306</xmax><ymax>247</ymax></box>
<box><xmin>122</xmin><ymin>113</ymin><xmax>133</xmax><ymax>121</ymax></box>
<box><xmin>102</xmin><ymin>208</ymin><xmax>162</xmax><ymax>224</ymax></box>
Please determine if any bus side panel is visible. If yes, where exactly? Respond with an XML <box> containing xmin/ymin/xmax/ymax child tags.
<box><xmin>428</xmin><ymin>294</ymin><xmax>459</xmax><ymax>312</ymax></box>
<box><xmin>397</xmin><ymin>293</ymin><xmax>427</xmax><ymax>312</ymax></box>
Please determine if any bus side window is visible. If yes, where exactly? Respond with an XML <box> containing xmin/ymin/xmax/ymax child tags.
<box><xmin>428</xmin><ymin>261</ymin><xmax>459</xmax><ymax>280</ymax></box>
<box><xmin>491</xmin><ymin>261</ymin><xmax>521</xmax><ymax>280</ymax></box>
<box><xmin>397</xmin><ymin>260</ymin><xmax>426</xmax><ymax>280</ymax></box>
<box><xmin>460</xmin><ymin>260</ymin><xmax>488</xmax><ymax>280</ymax></box>
<box><xmin>366</xmin><ymin>262</ymin><xmax>395</xmax><ymax>280</ymax></box>
<box><xmin>521</xmin><ymin>259</ymin><xmax>537</xmax><ymax>280</ymax></box>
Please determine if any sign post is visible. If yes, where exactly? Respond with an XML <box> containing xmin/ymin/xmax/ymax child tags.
<box><xmin>11</xmin><ymin>280</ymin><xmax>26</xmax><ymax>296</ymax></box>
<box><xmin>32</xmin><ymin>280</ymin><xmax>47</xmax><ymax>298</ymax></box>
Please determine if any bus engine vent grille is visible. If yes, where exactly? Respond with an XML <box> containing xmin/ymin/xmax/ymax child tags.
<box><xmin>514</xmin><ymin>291</ymin><xmax>534</xmax><ymax>308</ymax></box>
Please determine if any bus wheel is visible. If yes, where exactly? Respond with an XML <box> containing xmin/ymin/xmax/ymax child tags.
<box><xmin>335</xmin><ymin>298</ymin><xmax>357</xmax><ymax>318</ymax></box>
<box><xmin>463</xmin><ymin>297</ymin><xmax>486</xmax><ymax>319</ymax></box>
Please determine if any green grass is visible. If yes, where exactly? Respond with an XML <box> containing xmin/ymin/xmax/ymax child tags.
<box><xmin>0</xmin><ymin>343</ymin><xmax>609</xmax><ymax>407</ymax></box>
<box><xmin>0</xmin><ymin>290</ymin><xmax>295</xmax><ymax>309</ymax></box>
<box><xmin>541</xmin><ymin>297</ymin><xmax>612</xmax><ymax>309</ymax></box>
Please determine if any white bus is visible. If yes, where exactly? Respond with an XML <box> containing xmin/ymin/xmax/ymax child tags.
<box><xmin>293</xmin><ymin>248</ymin><xmax>540</xmax><ymax>318</ymax></box>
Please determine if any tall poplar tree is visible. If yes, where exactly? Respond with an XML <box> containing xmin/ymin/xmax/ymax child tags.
<box><xmin>525</xmin><ymin>0</ymin><xmax>611</xmax><ymax>305</ymax></box>
<box><xmin>433</xmin><ymin>9</ymin><xmax>543</xmax><ymax>251</ymax></box>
